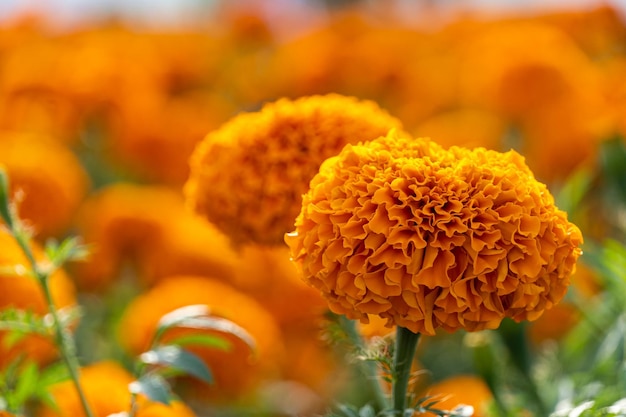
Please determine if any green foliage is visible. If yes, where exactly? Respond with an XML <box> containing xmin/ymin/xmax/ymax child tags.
<box><xmin>128</xmin><ymin>304</ymin><xmax>258</xmax><ymax>410</ymax></box>
<box><xmin>43</xmin><ymin>237</ymin><xmax>91</xmax><ymax>274</ymax></box>
<box><xmin>0</xmin><ymin>308</ymin><xmax>54</xmax><ymax>338</ymax></box>
<box><xmin>0</xmin><ymin>167</ymin><xmax>14</xmax><ymax>228</ymax></box>
<box><xmin>0</xmin><ymin>359</ymin><xmax>69</xmax><ymax>414</ymax></box>
<box><xmin>130</xmin><ymin>373</ymin><xmax>172</xmax><ymax>405</ymax></box>
<box><xmin>139</xmin><ymin>345</ymin><xmax>213</xmax><ymax>384</ymax></box>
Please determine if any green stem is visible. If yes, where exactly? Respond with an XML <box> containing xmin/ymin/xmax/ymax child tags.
<box><xmin>12</xmin><ymin>231</ymin><xmax>95</xmax><ymax>417</ymax></box>
<box><xmin>338</xmin><ymin>315</ymin><xmax>389</xmax><ymax>412</ymax></box>
<box><xmin>392</xmin><ymin>327</ymin><xmax>421</xmax><ymax>416</ymax></box>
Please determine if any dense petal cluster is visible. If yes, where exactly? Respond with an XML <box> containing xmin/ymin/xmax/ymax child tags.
<box><xmin>286</xmin><ymin>132</ymin><xmax>583</xmax><ymax>335</ymax></box>
<box><xmin>185</xmin><ymin>94</ymin><xmax>403</xmax><ymax>246</ymax></box>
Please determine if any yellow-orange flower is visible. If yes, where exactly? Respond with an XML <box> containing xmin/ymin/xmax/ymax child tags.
<box><xmin>72</xmin><ymin>183</ymin><xmax>237</xmax><ymax>291</ymax></box>
<box><xmin>455</xmin><ymin>20</ymin><xmax>611</xmax><ymax>182</ymax></box>
<box><xmin>0</xmin><ymin>132</ymin><xmax>90</xmax><ymax>238</ymax></box>
<box><xmin>414</xmin><ymin>108</ymin><xmax>507</xmax><ymax>151</ymax></box>
<box><xmin>117</xmin><ymin>276</ymin><xmax>284</xmax><ymax>401</ymax></box>
<box><xmin>0</xmin><ymin>228</ymin><xmax>76</xmax><ymax>368</ymax></box>
<box><xmin>109</xmin><ymin>92</ymin><xmax>236</xmax><ymax>186</ymax></box>
<box><xmin>185</xmin><ymin>94</ymin><xmax>403</xmax><ymax>246</ymax></box>
<box><xmin>36</xmin><ymin>361</ymin><xmax>196</xmax><ymax>417</ymax></box>
<box><xmin>286</xmin><ymin>131</ymin><xmax>583</xmax><ymax>336</ymax></box>
<box><xmin>230</xmin><ymin>245</ymin><xmax>327</xmax><ymax>326</ymax></box>
<box><xmin>417</xmin><ymin>375</ymin><xmax>493</xmax><ymax>417</ymax></box>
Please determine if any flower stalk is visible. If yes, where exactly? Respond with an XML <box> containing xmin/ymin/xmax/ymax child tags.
<box><xmin>392</xmin><ymin>326</ymin><xmax>420</xmax><ymax>416</ymax></box>
<box><xmin>0</xmin><ymin>168</ymin><xmax>94</xmax><ymax>417</ymax></box>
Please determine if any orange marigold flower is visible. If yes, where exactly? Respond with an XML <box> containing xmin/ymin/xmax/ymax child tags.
<box><xmin>0</xmin><ymin>228</ymin><xmax>76</xmax><ymax>368</ymax></box>
<box><xmin>414</xmin><ymin>108</ymin><xmax>507</xmax><ymax>151</ymax></box>
<box><xmin>0</xmin><ymin>132</ymin><xmax>89</xmax><ymax>238</ymax></box>
<box><xmin>185</xmin><ymin>94</ymin><xmax>403</xmax><ymax>246</ymax></box>
<box><xmin>36</xmin><ymin>361</ymin><xmax>196</xmax><ymax>417</ymax></box>
<box><xmin>417</xmin><ymin>375</ymin><xmax>493</xmax><ymax>417</ymax></box>
<box><xmin>117</xmin><ymin>276</ymin><xmax>284</xmax><ymax>402</ymax></box>
<box><xmin>231</xmin><ymin>245</ymin><xmax>327</xmax><ymax>326</ymax></box>
<box><xmin>286</xmin><ymin>132</ymin><xmax>583</xmax><ymax>336</ymax></box>
<box><xmin>109</xmin><ymin>92</ymin><xmax>236</xmax><ymax>186</ymax></box>
<box><xmin>72</xmin><ymin>183</ymin><xmax>237</xmax><ymax>291</ymax></box>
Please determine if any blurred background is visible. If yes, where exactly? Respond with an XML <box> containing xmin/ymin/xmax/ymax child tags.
<box><xmin>2</xmin><ymin>0</ymin><xmax>626</xmax><ymax>416</ymax></box>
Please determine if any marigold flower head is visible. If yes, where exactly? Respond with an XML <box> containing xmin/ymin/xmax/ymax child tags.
<box><xmin>185</xmin><ymin>94</ymin><xmax>403</xmax><ymax>246</ymax></box>
<box><xmin>118</xmin><ymin>276</ymin><xmax>284</xmax><ymax>401</ymax></box>
<box><xmin>0</xmin><ymin>132</ymin><xmax>90</xmax><ymax>238</ymax></box>
<box><xmin>73</xmin><ymin>183</ymin><xmax>237</xmax><ymax>291</ymax></box>
<box><xmin>109</xmin><ymin>92</ymin><xmax>235</xmax><ymax>185</ymax></box>
<box><xmin>286</xmin><ymin>131</ymin><xmax>583</xmax><ymax>336</ymax></box>
<box><xmin>36</xmin><ymin>361</ymin><xmax>197</xmax><ymax>417</ymax></box>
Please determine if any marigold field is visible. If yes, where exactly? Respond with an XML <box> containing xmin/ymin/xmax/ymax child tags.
<box><xmin>0</xmin><ymin>1</ymin><xmax>626</xmax><ymax>416</ymax></box>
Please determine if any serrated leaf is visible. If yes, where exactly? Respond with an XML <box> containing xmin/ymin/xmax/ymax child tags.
<box><xmin>140</xmin><ymin>345</ymin><xmax>213</xmax><ymax>384</ymax></box>
<box><xmin>45</xmin><ymin>237</ymin><xmax>91</xmax><ymax>267</ymax></box>
<box><xmin>0</xmin><ymin>308</ymin><xmax>52</xmax><ymax>337</ymax></box>
<box><xmin>13</xmin><ymin>361</ymin><xmax>39</xmax><ymax>407</ymax></box>
<box><xmin>166</xmin><ymin>334</ymin><xmax>231</xmax><ymax>351</ymax></box>
<box><xmin>129</xmin><ymin>374</ymin><xmax>172</xmax><ymax>405</ymax></box>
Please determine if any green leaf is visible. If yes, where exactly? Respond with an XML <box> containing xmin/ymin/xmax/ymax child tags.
<box><xmin>555</xmin><ymin>168</ymin><xmax>594</xmax><ymax>216</ymax></box>
<box><xmin>0</xmin><ymin>167</ymin><xmax>14</xmax><ymax>228</ymax></box>
<box><xmin>154</xmin><ymin>305</ymin><xmax>256</xmax><ymax>356</ymax></box>
<box><xmin>334</xmin><ymin>403</ymin><xmax>360</xmax><ymax>417</ymax></box>
<box><xmin>44</xmin><ymin>237</ymin><xmax>91</xmax><ymax>274</ymax></box>
<box><xmin>166</xmin><ymin>334</ymin><xmax>231</xmax><ymax>351</ymax></box>
<box><xmin>599</xmin><ymin>135</ymin><xmax>626</xmax><ymax>200</ymax></box>
<box><xmin>0</xmin><ymin>308</ymin><xmax>52</xmax><ymax>337</ymax></box>
<box><xmin>129</xmin><ymin>374</ymin><xmax>172</xmax><ymax>405</ymax></box>
<box><xmin>358</xmin><ymin>404</ymin><xmax>375</xmax><ymax>417</ymax></box>
<box><xmin>13</xmin><ymin>361</ymin><xmax>39</xmax><ymax>407</ymax></box>
<box><xmin>37</xmin><ymin>361</ymin><xmax>70</xmax><ymax>387</ymax></box>
<box><xmin>172</xmin><ymin>316</ymin><xmax>256</xmax><ymax>355</ymax></box>
<box><xmin>140</xmin><ymin>345</ymin><xmax>213</xmax><ymax>384</ymax></box>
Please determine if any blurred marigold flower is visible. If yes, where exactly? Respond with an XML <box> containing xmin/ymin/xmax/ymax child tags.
<box><xmin>0</xmin><ymin>228</ymin><xmax>76</xmax><ymax>368</ymax></box>
<box><xmin>414</xmin><ymin>108</ymin><xmax>507</xmax><ymax>151</ymax></box>
<box><xmin>456</xmin><ymin>21</ymin><xmax>611</xmax><ymax>182</ymax></box>
<box><xmin>109</xmin><ymin>92</ymin><xmax>236</xmax><ymax>186</ymax></box>
<box><xmin>0</xmin><ymin>132</ymin><xmax>89</xmax><ymax>238</ymax></box>
<box><xmin>185</xmin><ymin>94</ymin><xmax>403</xmax><ymax>246</ymax></box>
<box><xmin>72</xmin><ymin>183</ymin><xmax>237</xmax><ymax>291</ymax></box>
<box><xmin>118</xmin><ymin>276</ymin><xmax>284</xmax><ymax>401</ymax></box>
<box><xmin>231</xmin><ymin>245</ymin><xmax>327</xmax><ymax>326</ymax></box>
<box><xmin>417</xmin><ymin>375</ymin><xmax>493</xmax><ymax>417</ymax></box>
<box><xmin>36</xmin><ymin>361</ymin><xmax>196</xmax><ymax>417</ymax></box>
<box><xmin>286</xmin><ymin>131</ymin><xmax>583</xmax><ymax>336</ymax></box>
